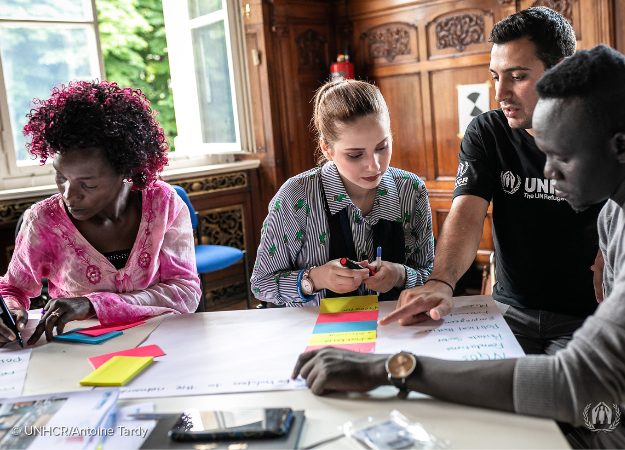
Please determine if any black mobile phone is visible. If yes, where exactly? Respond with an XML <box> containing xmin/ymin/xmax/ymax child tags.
<box><xmin>168</xmin><ymin>408</ymin><xmax>294</xmax><ymax>442</ymax></box>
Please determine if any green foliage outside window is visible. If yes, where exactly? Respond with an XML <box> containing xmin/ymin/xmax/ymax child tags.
<box><xmin>96</xmin><ymin>0</ymin><xmax>177</xmax><ymax>150</ymax></box>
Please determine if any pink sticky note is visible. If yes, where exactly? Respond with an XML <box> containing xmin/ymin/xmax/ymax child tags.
<box><xmin>315</xmin><ymin>310</ymin><xmax>379</xmax><ymax>324</ymax></box>
<box><xmin>75</xmin><ymin>321</ymin><xmax>146</xmax><ymax>336</ymax></box>
<box><xmin>305</xmin><ymin>342</ymin><xmax>375</xmax><ymax>353</ymax></box>
<box><xmin>88</xmin><ymin>344</ymin><xmax>166</xmax><ymax>369</ymax></box>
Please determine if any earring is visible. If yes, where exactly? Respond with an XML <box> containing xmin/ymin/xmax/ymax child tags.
<box><xmin>329</xmin><ymin>160</ymin><xmax>334</xmax><ymax>165</ymax></box>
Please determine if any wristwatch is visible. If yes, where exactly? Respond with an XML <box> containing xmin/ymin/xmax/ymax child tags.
<box><xmin>385</xmin><ymin>351</ymin><xmax>417</xmax><ymax>399</ymax></box>
<box><xmin>301</xmin><ymin>266</ymin><xmax>317</xmax><ymax>296</ymax></box>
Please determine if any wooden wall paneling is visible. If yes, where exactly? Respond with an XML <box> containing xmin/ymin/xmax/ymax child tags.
<box><xmin>518</xmin><ymin>0</ymin><xmax>614</xmax><ymax>49</ymax></box>
<box><xmin>240</xmin><ymin>0</ymin><xmax>286</xmax><ymax>230</ymax></box>
<box><xmin>429</xmin><ymin>64</ymin><xmax>498</xmax><ymax>180</ymax></box>
<box><xmin>376</xmin><ymin>74</ymin><xmax>428</xmax><ymax>177</ymax></box>
<box><xmin>291</xmin><ymin>24</ymin><xmax>333</xmax><ymax>175</ymax></box>
<box><xmin>615</xmin><ymin>0</ymin><xmax>624</xmax><ymax>53</ymax></box>
<box><xmin>245</xmin><ymin>31</ymin><xmax>267</xmax><ymax>152</ymax></box>
<box><xmin>270</xmin><ymin>1</ymin><xmax>337</xmax><ymax>179</ymax></box>
<box><xmin>425</xmin><ymin>8</ymin><xmax>495</xmax><ymax>60</ymax></box>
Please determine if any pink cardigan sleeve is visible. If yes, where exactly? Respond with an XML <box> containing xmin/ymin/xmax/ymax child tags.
<box><xmin>0</xmin><ymin>208</ymin><xmax>50</xmax><ymax>311</ymax></box>
<box><xmin>87</xmin><ymin>196</ymin><xmax>201</xmax><ymax>325</ymax></box>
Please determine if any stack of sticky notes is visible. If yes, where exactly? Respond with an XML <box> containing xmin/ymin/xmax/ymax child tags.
<box><xmin>80</xmin><ymin>345</ymin><xmax>165</xmax><ymax>386</ymax></box>
<box><xmin>305</xmin><ymin>295</ymin><xmax>379</xmax><ymax>353</ymax></box>
<box><xmin>80</xmin><ymin>356</ymin><xmax>154</xmax><ymax>386</ymax></box>
<box><xmin>53</xmin><ymin>321</ymin><xmax>146</xmax><ymax>344</ymax></box>
<box><xmin>75</xmin><ymin>321</ymin><xmax>146</xmax><ymax>336</ymax></box>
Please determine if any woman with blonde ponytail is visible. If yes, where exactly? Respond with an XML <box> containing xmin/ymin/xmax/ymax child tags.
<box><xmin>251</xmin><ymin>79</ymin><xmax>434</xmax><ymax>306</ymax></box>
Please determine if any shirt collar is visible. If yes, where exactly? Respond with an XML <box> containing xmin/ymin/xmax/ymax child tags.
<box><xmin>320</xmin><ymin>162</ymin><xmax>402</xmax><ymax>223</ymax></box>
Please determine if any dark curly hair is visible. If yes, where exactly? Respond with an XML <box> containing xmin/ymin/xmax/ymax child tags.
<box><xmin>23</xmin><ymin>80</ymin><xmax>169</xmax><ymax>190</ymax></box>
<box><xmin>490</xmin><ymin>7</ymin><xmax>576</xmax><ymax>70</ymax></box>
<box><xmin>536</xmin><ymin>44</ymin><xmax>625</xmax><ymax>134</ymax></box>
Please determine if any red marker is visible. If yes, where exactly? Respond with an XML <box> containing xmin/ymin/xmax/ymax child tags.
<box><xmin>340</xmin><ymin>257</ymin><xmax>375</xmax><ymax>276</ymax></box>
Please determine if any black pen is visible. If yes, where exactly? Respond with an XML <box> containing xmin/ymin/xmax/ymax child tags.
<box><xmin>0</xmin><ymin>294</ymin><xmax>23</xmax><ymax>347</ymax></box>
<box><xmin>340</xmin><ymin>257</ymin><xmax>375</xmax><ymax>276</ymax></box>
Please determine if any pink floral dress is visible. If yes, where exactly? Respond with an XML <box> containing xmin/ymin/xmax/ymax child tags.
<box><xmin>1</xmin><ymin>181</ymin><xmax>201</xmax><ymax>325</ymax></box>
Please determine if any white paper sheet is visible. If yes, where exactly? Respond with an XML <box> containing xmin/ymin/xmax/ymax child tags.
<box><xmin>0</xmin><ymin>389</ymin><xmax>119</xmax><ymax>450</ymax></box>
<box><xmin>118</xmin><ymin>295</ymin><xmax>524</xmax><ymax>399</ymax></box>
<box><xmin>0</xmin><ymin>312</ymin><xmax>42</xmax><ymax>399</ymax></box>
<box><xmin>375</xmin><ymin>296</ymin><xmax>526</xmax><ymax>360</ymax></box>
<box><xmin>119</xmin><ymin>307</ymin><xmax>314</xmax><ymax>399</ymax></box>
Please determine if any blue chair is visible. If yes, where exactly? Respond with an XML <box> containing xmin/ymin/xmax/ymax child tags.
<box><xmin>172</xmin><ymin>185</ymin><xmax>253</xmax><ymax>311</ymax></box>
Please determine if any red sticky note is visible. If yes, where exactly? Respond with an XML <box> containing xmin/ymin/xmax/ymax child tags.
<box><xmin>88</xmin><ymin>344</ymin><xmax>165</xmax><ymax>369</ymax></box>
<box><xmin>304</xmin><ymin>342</ymin><xmax>375</xmax><ymax>353</ymax></box>
<box><xmin>75</xmin><ymin>321</ymin><xmax>146</xmax><ymax>336</ymax></box>
<box><xmin>315</xmin><ymin>310</ymin><xmax>379</xmax><ymax>324</ymax></box>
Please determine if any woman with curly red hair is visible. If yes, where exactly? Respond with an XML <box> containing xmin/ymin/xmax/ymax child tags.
<box><xmin>0</xmin><ymin>80</ymin><xmax>201</xmax><ymax>346</ymax></box>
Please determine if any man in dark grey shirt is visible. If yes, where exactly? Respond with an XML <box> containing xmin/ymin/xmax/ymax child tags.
<box><xmin>292</xmin><ymin>45</ymin><xmax>625</xmax><ymax>448</ymax></box>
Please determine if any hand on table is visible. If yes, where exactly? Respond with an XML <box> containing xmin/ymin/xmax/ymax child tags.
<box><xmin>292</xmin><ymin>348</ymin><xmax>388</xmax><ymax>395</ymax></box>
<box><xmin>0</xmin><ymin>308</ymin><xmax>27</xmax><ymax>347</ymax></box>
<box><xmin>591</xmin><ymin>249</ymin><xmax>605</xmax><ymax>303</ymax></box>
<box><xmin>310</xmin><ymin>259</ymin><xmax>370</xmax><ymax>294</ymax></box>
<box><xmin>28</xmin><ymin>297</ymin><xmax>96</xmax><ymax>345</ymax></box>
<box><xmin>378</xmin><ymin>280</ymin><xmax>454</xmax><ymax>326</ymax></box>
<box><xmin>362</xmin><ymin>261</ymin><xmax>405</xmax><ymax>293</ymax></box>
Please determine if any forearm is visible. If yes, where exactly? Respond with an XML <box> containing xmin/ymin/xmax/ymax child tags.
<box><xmin>430</xmin><ymin>196</ymin><xmax>489</xmax><ymax>286</ymax></box>
<box><xmin>87</xmin><ymin>279</ymin><xmax>200</xmax><ymax>325</ymax></box>
<box><xmin>406</xmin><ymin>357</ymin><xmax>516</xmax><ymax>412</ymax></box>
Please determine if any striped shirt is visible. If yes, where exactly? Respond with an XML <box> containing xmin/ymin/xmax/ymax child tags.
<box><xmin>251</xmin><ymin>162</ymin><xmax>434</xmax><ymax>306</ymax></box>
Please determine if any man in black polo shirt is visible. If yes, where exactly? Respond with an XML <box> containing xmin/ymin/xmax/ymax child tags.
<box><xmin>381</xmin><ymin>7</ymin><xmax>602</xmax><ymax>354</ymax></box>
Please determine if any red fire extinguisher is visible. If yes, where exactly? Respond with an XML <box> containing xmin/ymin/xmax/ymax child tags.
<box><xmin>330</xmin><ymin>54</ymin><xmax>354</xmax><ymax>81</ymax></box>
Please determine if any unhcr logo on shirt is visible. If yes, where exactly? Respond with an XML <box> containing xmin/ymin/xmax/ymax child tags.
<box><xmin>454</xmin><ymin>162</ymin><xmax>469</xmax><ymax>189</ymax></box>
<box><xmin>500</xmin><ymin>172</ymin><xmax>566</xmax><ymax>202</ymax></box>
<box><xmin>500</xmin><ymin>171</ymin><xmax>521</xmax><ymax>194</ymax></box>
<box><xmin>583</xmin><ymin>402</ymin><xmax>621</xmax><ymax>432</ymax></box>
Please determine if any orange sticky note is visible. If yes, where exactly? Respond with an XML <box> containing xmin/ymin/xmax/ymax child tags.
<box><xmin>89</xmin><ymin>345</ymin><xmax>165</xmax><ymax>369</ymax></box>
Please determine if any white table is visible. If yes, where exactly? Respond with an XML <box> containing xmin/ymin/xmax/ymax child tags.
<box><xmin>20</xmin><ymin>298</ymin><xmax>570</xmax><ymax>449</ymax></box>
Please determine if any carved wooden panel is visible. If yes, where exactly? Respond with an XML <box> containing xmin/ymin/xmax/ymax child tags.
<box><xmin>429</xmin><ymin>65</ymin><xmax>498</xmax><ymax>179</ymax></box>
<box><xmin>520</xmin><ymin>0</ymin><xmax>582</xmax><ymax>41</ymax></box>
<box><xmin>296</xmin><ymin>28</ymin><xmax>328</xmax><ymax>74</ymax></box>
<box><xmin>198</xmin><ymin>204</ymin><xmax>246</xmax><ymax>250</ymax></box>
<box><xmin>375</xmin><ymin>74</ymin><xmax>427</xmax><ymax>178</ymax></box>
<box><xmin>531</xmin><ymin>0</ymin><xmax>573</xmax><ymax>23</ymax></box>
<box><xmin>359</xmin><ymin>22</ymin><xmax>418</xmax><ymax>66</ymax></box>
<box><xmin>0</xmin><ymin>198</ymin><xmax>47</xmax><ymax>224</ymax></box>
<box><xmin>436</xmin><ymin>14</ymin><xmax>486</xmax><ymax>52</ymax></box>
<box><xmin>176</xmin><ymin>172</ymin><xmax>248</xmax><ymax>196</ymax></box>
<box><xmin>427</xmin><ymin>9</ymin><xmax>495</xmax><ymax>59</ymax></box>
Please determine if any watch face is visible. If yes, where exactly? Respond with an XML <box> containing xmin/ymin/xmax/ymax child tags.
<box><xmin>301</xmin><ymin>279</ymin><xmax>313</xmax><ymax>295</ymax></box>
<box><xmin>388</xmin><ymin>352</ymin><xmax>416</xmax><ymax>377</ymax></box>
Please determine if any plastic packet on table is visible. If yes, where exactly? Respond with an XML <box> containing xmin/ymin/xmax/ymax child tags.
<box><xmin>343</xmin><ymin>410</ymin><xmax>451</xmax><ymax>450</ymax></box>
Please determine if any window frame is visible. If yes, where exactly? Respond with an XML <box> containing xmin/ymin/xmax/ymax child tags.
<box><xmin>0</xmin><ymin>0</ymin><xmax>105</xmax><ymax>188</ymax></box>
<box><xmin>162</xmin><ymin>0</ymin><xmax>254</xmax><ymax>157</ymax></box>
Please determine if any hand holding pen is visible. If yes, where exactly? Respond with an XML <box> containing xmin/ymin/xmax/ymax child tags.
<box><xmin>362</xmin><ymin>247</ymin><xmax>407</xmax><ymax>294</ymax></box>
<box><xmin>0</xmin><ymin>294</ymin><xmax>27</xmax><ymax>347</ymax></box>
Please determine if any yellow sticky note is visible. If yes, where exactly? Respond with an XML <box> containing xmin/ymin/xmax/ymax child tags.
<box><xmin>320</xmin><ymin>295</ymin><xmax>378</xmax><ymax>314</ymax></box>
<box><xmin>308</xmin><ymin>330</ymin><xmax>376</xmax><ymax>345</ymax></box>
<box><xmin>80</xmin><ymin>356</ymin><xmax>153</xmax><ymax>386</ymax></box>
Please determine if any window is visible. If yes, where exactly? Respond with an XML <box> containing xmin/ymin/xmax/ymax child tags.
<box><xmin>162</xmin><ymin>0</ymin><xmax>254</xmax><ymax>155</ymax></box>
<box><xmin>0</xmin><ymin>0</ymin><xmax>103</xmax><ymax>189</ymax></box>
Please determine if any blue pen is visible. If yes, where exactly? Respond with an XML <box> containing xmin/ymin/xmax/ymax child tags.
<box><xmin>376</xmin><ymin>247</ymin><xmax>382</xmax><ymax>271</ymax></box>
